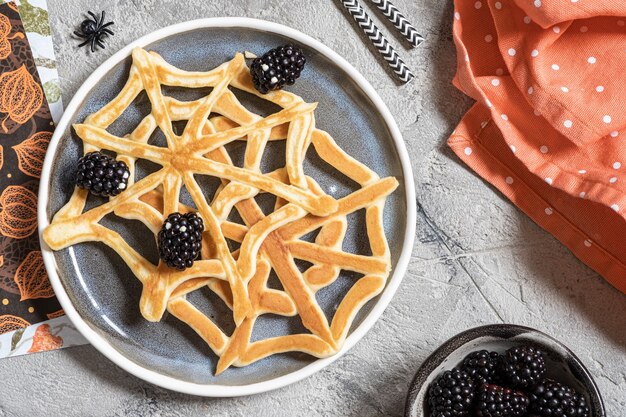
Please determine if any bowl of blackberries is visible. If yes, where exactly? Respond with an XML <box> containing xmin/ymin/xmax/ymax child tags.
<box><xmin>404</xmin><ymin>324</ymin><xmax>604</xmax><ymax>417</ymax></box>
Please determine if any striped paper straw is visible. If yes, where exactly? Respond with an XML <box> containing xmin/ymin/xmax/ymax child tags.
<box><xmin>370</xmin><ymin>0</ymin><xmax>424</xmax><ymax>47</ymax></box>
<box><xmin>339</xmin><ymin>0</ymin><xmax>414</xmax><ymax>83</ymax></box>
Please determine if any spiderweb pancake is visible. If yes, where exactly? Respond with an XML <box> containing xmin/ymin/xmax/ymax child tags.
<box><xmin>43</xmin><ymin>47</ymin><xmax>399</xmax><ymax>374</ymax></box>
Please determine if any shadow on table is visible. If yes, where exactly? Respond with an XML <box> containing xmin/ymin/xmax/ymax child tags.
<box><xmin>62</xmin><ymin>345</ymin><xmax>212</xmax><ymax>412</ymax></box>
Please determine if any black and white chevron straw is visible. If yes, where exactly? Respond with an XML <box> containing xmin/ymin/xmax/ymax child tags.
<box><xmin>339</xmin><ymin>0</ymin><xmax>414</xmax><ymax>83</ymax></box>
<box><xmin>370</xmin><ymin>0</ymin><xmax>424</xmax><ymax>47</ymax></box>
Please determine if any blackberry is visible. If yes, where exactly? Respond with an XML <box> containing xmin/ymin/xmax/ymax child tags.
<box><xmin>427</xmin><ymin>368</ymin><xmax>476</xmax><ymax>417</ymax></box>
<box><xmin>157</xmin><ymin>212</ymin><xmax>204</xmax><ymax>270</ymax></box>
<box><xmin>250</xmin><ymin>44</ymin><xmax>306</xmax><ymax>94</ymax></box>
<box><xmin>501</xmin><ymin>345</ymin><xmax>546</xmax><ymax>389</ymax></box>
<box><xmin>75</xmin><ymin>151</ymin><xmax>130</xmax><ymax>197</ymax></box>
<box><xmin>528</xmin><ymin>379</ymin><xmax>590</xmax><ymax>417</ymax></box>
<box><xmin>461</xmin><ymin>350</ymin><xmax>502</xmax><ymax>385</ymax></box>
<box><xmin>475</xmin><ymin>384</ymin><xmax>529</xmax><ymax>417</ymax></box>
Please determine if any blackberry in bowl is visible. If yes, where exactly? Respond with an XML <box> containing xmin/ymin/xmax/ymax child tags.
<box><xmin>427</xmin><ymin>368</ymin><xmax>476</xmax><ymax>416</ymax></box>
<box><xmin>461</xmin><ymin>349</ymin><xmax>502</xmax><ymax>385</ymax></box>
<box><xmin>501</xmin><ymin>345</ymin><xmax>546</xmax><ymax>389</ymax></box>
<box><xmin>403</xmin><ymin>324</ymin><xmax>604</xmax><ymax>417</ymax></box>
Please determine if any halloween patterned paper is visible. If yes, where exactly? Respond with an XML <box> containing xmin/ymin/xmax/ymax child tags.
<box><xmin>2</xmin><ymin>0</ymin><xmax>63</xmax><ymax>124</ymax></box>
<box><xmin>0</xmin><ymin>315</ymin><xmax>85</xmax><ymax>356</ymax></box>
<box><xmin>0</xmin><ymin>1</ymin><xmax>86</xmax><ymax>359</ymax></box>
<box><xmin>0</xmin><ymin>0</ymin><xmax>59</xmax><ymax>332</ymax></box>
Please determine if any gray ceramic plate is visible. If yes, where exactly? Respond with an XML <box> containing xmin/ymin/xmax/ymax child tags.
<box><xmin>405</xmin><ymin>324</ymin><xmax>605</xmax><ymax>417</ymax></box>
<box><xmin>38</xmin><ymin>18</ymin><xmax>416</xmax><ymax>396</ymax></box>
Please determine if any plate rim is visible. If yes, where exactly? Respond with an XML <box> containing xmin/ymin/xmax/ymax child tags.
<box><xmin>37</xmin><ymin>17</ymin><xmax>416</xmax><ymax>397</ymax></box>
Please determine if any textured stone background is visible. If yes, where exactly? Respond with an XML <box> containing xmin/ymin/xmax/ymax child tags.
<box><xmin>1</xmin><ymin>0</ymin><xmax>625</xmax><ymax>415</ymax></box>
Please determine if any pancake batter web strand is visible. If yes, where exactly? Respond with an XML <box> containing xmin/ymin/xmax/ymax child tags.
<box><xmin>43</xmin><ymin>47</ymin><xmax>399</xmax><ymax>374</ymax></box>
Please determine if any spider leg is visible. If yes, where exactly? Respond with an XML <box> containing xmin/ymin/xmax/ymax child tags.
<box><xmin>91</xmin><ymin>37</ymin><xmax>96</xmax><ymax>53</ymax></box>
<box><xmin>77</xmin><ymin>36</ymin><xmax>92</xmax><ymax>47</ymax></box>
<box><xmin>88</xmin><ymin>11</ymin><xmax>98</xmax><ymax>23</ymax></box>
<box><xmin>73</xmin><ymin>30</ymin><xmax>87</xmax><ymax>38</ymax></box>
<box><xmin>102</xmin><ymin>28</ymin><xmax>114</xmax><ymax>36</ymax></box>
<box><xmin>100</xmin><ymin>10</ymin><xmax>106</xmax><ymax>28</ymax></box>
<box><xmin>100</xmin><ymin>21</ymin><xmax>114</xmax><ymax>29</ymax></box>
<box><xmin>96</xmin><ymin>37</ymin><xmax>106</xmax><ymax>50</ymax></box>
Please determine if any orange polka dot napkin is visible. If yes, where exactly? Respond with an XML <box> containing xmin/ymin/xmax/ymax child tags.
<box><xmin>448</xmin><ymin>0</ymin><xmax>626</xmax><ymax>294</ymax></box>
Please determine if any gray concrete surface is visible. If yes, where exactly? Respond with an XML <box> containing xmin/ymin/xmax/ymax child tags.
<box><xmin>1</xmin><ymin>0</ymin><xmax>625</xmax><ymax>415</ymax></box>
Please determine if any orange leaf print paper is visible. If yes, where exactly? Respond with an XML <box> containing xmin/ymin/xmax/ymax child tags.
<box><xmin>27</xmin><ymin>324</ymin><xmax>63</xmax><ymax>353</ymax></box>
<box><xmin>0</xmin><ymin>185</ymin><xmax>38</xmax><ymax>239</ymax></box>
<box><xmin>0</xmin><ymin>235</ymin><xmax>32</xmax><ymax>294</ymax></box>
<box><xmin>0</xmin><ymin>314</ymin><xmax>30</xmax><ymax>333</ymax></box>
<box><xmin>46</xmin><ymin>309</ymin><xmax>64</xmax><ymax>320</ymax></box>
<box><xmin>0</xmin><ymin>2</ymin><xmax>63</xmax><ymax>342</ymax></box>
<box><xmin>12</xmin><ymin>131</ymin><xmax>50</xmax><ymax>178</ymax></box>
<box><xmin>14</xmin><ymin>251</ymin><xmax>54</xmax><ymax>300</ymax></box>
<box><xmin>0</xmin><ymin>65</ymin><xmax>43</xmax><ymax>132</ymax></box>
<box><xmin>0</xmin><ymin>13</ymin><xmax>23</xmax><ymax>59</ymax></box>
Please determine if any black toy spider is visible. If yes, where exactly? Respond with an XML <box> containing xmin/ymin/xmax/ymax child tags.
<box><xmin>74</xmin><ymin>11</ymin><xmax>114</xmax><ymax>52</ymax></box>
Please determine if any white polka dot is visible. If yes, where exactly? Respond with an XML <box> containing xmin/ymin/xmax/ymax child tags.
<box><xmin>553</xmin><ymin>26</ymin><xmax>561</xmax><ymax>33</ymax></box>
<box><xmin>528</xmin><ymin>86</ymin><xmax>534</xmax><ymax>95</ymax></box>
<box><xmin>571</xmin><ymin>0</ymin><xmax>578</xmax><ymax>2</ymax></box>
<box><xmin>619</xmin><ymin>20</ymin><xmax>625</xmax><ymax>27</ymax></box>
<box><xmin>464</xmin><ymin>147</ymin><xmax>472</xmax><ymax>156</ymax></box>
<box><xmin>540</xmin><ymin>145</ymin><xmax>549</xmax><ymax>153</ymax></box>
<box><xmin>465</xmin><ymin>55</ymin><xmax>470</xmax><ymax>62</ymax></box>
<box><xmin>587</xmin><ymin>56</ymin><xmax>597</xmax><ymax>64</ymax></box>
<box><xmin>534</xmin><ymin>109</ymin><xmax>541</xmax><ymax>116</ymax></box>
<box><xmin>561</xmin><ymin>86</ymin><xmax>569</xmax><ymax>93</ymax></box>
<box><xmin>486</xmin><ymin>99</ymin><xmax>493</xmax><ymax>108</ymax></box>
<box><xmin>480</xmin><ymin>121</ymin><xmax>488</xmax><ymax>129</ymax></box>
<box><xmin>596</xmin><ymin>85</ymin><xmax>605</xmax><ymax>92</ymax></box>
<box><xmin>455</xmin><ymin>12</ymin><xmax>460</xmax><ymax>20</ymax></box>
<box><xmin>551</xmin><ymin>64</ymin><xmax>560</xmax><ymax>70</ymax></box>
<box><xmin>485</xmin><ymin>34</ymin><xmax>493</xmax><ymax>42</ymax></box>
<box><xmin>510</xmin><ymin>145</ymin><xmax>516</xmax><ymax>153</ymax></box>
<box><xmin>496</xmin><ymin>68</ymin><xmax>504</xmax><ymax>76</ymax></box>
<box><xmin>564</xmin><ymin>120</ymin><xmax>573</xmax><ymax>128</ymax></box>
<box><xmin>508</xmin><ymin>48</ymin><xmax>516</xmax><ymax>56</ymax></box>
<box><xmin>524</xmin><ymin>16</ymin><xmax>532</xmax><ymax>24</ymax></box>
<box><xmin>474</xmin><ymin>1</ymin><xmax>482</xmax><ymax>8</ymax></box>
<box><xmin>603</xmin><ymin>115</ymin><xmax>612</xmax><ymax>124</ymax></box>
<box><xmin>545</xmin><ymin>177</ymin><xmax>553</xmax><ymax>185</ymax></box>
<box><xmin>611</xmin><ymin>204</ymin><xmax>620</xmax><ymax>212</ymax></box>
<box><xmin>584</xmin><ymin>239</ymin><xmax>592</xmax><ymax>247</ymax></box>
<box><xmin>579</xmin><ymin>192</ymin><xmax>586</xmax><ymax>198</ymax></box>
<box><xmin>610</xmin><ymin>177</ymin><xmax>618</xmax><ymax>183</ymax></box>
<box><xmin>501</xmin><ymin>114</ymin><xmax>509</xmax><ymax>121</ymax></box>
<box><xmin>578</xmin><ymin>169</ymin><xmax>587</xmax><ymax>174</ymax></box>
<box><xmin>534</xmin><ymin>0</ymin><xmax>541</xmax><ymax>7</ymax></box>
<box><xmin>531</xmin><ymin>49</ymin><xmax>539</xmax><ymax>57</ymax></box>
<box><xmin>610</xmin><ymin>131</ymin><xmax>619</xmax><ymax>138</ymax></box>
<box><xmin>495</xmin><ymin>1</ymin><xmax>502</xmax><ymax>9</ymax></box>
<box><xmin>613</xmin><ymin>162</ymin><xmax>621</xmax><ymax>169</ymax></box>
<box><xmin>580</xmin><ymin>26</ymin><xmax>588</xmax><ymax>33</ymax></box>
<box><xmin>491</xmin><ymin>79</ymin><xmax>500</xmax><ymax>86</ymax></box>
<box><xmin>505</xmin><ymin>176</ymin><xmax>514</xmax><ymax>184</ymax></box>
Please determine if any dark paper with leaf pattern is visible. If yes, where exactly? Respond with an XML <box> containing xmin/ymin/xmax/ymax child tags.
<box><xmin>0</xmin><ymin>1</ymin><xmax>60</xmax><ymax>335</ymax></box>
